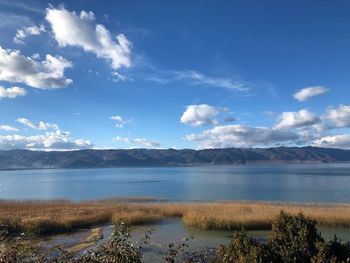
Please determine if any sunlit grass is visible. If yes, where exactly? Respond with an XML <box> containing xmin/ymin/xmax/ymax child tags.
<box><xmin>1</xmin><ymin>199</ymin><xmax>350</xmax><ymax>235</ymax></box>
<box><xmin>181</xmin><ymin>202</ymin><xmax>350</xmax><ymax>230</ymax></box>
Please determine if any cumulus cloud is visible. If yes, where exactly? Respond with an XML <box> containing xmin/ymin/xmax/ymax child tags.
<box><xmin>183</xmin><ymin>105</ymin><xmax>350</xmax><ymax>149</ymax></box>
<box><xmin>0</xmin><ymin>46</ymin><xmax>72</xmax><ymax>89</ymax></box>
<box><xmin>0</xmin><ymin>86</ymin><xmax>26</xmax><ymax>98</ymax></box>
<box><xmin>113</xmin><ymin>136</ymin><xmax>161</xmax><ymax>148</ymax></box>
<box><xmin>46</xmin><ymin>7</ymin><xmax>132</xmax><ymax>74</ymax></box>
<box><xmin>312</xmin><ymin>134</ymin><xmax>350</xmax><ymax>149</ymax></box>
<box><xmin>14</xmin><ymin>24</ymin><xmax>46</xmax><ymax>44</ymax></box>
<box><xmin>326</xmin><ymin>104</ymin><xmax>350</xmax><ymax>128</ymax></box>
<box><xmin>1</xmin><ymin>117</ymin><xmax>93</xmax><ymax>150</ymax></box>
<box><xmin>0</xmin><ymin>130</ymin><xmax>93</xmax><ymax>151</ymax></box>
<box><xmin>293</xmin><ymin>86</ymin><xmax>329</xmax><ymax>102</ymax></box>
<box><xmin>185</xmin><ymin>124</ymin><xmax>298</xmax><ymax>148</ymax></box>
<box><xmin>180</xmin><ymin>104</ymin><xmax>224</xmax><ymax>127</ymax></box>
<box><xmin>110</xmin><ymin>115</ymin><xmax>129</xmax><ymax>128</ymax></box>
<box><xmin>0</xmin><ymin>125</ymin><xmax>19</xmax><ymax>131</ymax></box>
<box><xmin>16</xmin><ymin>118</ymin><xmax>59</xmax><ymax>130</ymax></box>
<box><xmin>274</xmin><ymin>109</ymin><xmax>321</xmax><ymax>130</ymax></box>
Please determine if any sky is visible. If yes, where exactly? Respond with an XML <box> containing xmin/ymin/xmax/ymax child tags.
<box><xmin>0</xmin><ymin>0</ymin><xmax>350</xmax><ymax>150</ymax></box>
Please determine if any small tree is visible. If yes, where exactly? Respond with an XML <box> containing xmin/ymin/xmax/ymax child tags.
<box><xmin>269</xmin><ymin>211</ymin><xmax>323</xmax><ymax>263</ymax></box>
<box><xmin>312</xmin><ymin>235</ymin><xmax>350</xmax><ymax>263</ymax></box>
<box><xmin>215</xmin><ymin>231</ymin><xmax>273</xmax><ymax>263</ymax></box>
<box><xmin>79</xmin><ymin>220</ymin><xmax>143</xmax><ymax>263</ymax></box>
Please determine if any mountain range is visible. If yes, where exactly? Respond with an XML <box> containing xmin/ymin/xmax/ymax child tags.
<box><xmin>0</xmin><ymin>147</ymin><xmax>350</xmax><ymax>170</ymax></box>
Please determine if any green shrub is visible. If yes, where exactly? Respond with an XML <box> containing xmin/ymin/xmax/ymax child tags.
<box><xmin>78</xmin><ymin>220</ymin><xmax>144</xmax><ymax>263</ymax></box>
<box><xmin>269</xmin><ymin>211</ymin><xmax>323</xmax><ymax>262</ymax></box>
<box><xmin>312</xmin><ymin>235</ymin><xmax>350</xmax><ymax>263</ymax></box>
<box><xmin>215</xmin><ymin>231</ymin><xmax>273</xmax><ymax>263</ymax></box>
<box><xmin>214</xmin><ymin>211</ymin><xmax>350</xmax><ymax>263</ymax></box>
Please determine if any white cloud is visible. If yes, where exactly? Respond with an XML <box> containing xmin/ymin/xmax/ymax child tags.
<box><xmin>312</xmin><ymin>134</ymin><xmax>350</xmax><ymax>149</ymax></box>
<box><xmin>0</xmin><ymin>130</ymin><xmax>93</xmax><ymax>151</ymax></box>
<box><xmin>1</xmin><ymin>118</ymin><xmax>93</xmax><ymax>150</ymax></box>
<box><xmin>31</xmin><ymin>53</ymin><xmax>40</xmax><ymax>60</ymax></box>
<box><xmin>263</xmin><ymin>111</ymin><xmax>278</xmax><ymax>118</ymax></box>
<box><xmin>46</xmin><ymin>7</ymin><xmax>132</xmax><ymax>73</ymax></box>
<box><xmin>147</xmin><ymin>69</ymin><xmax>249</xmax><ymax>91</ymax></box>
<box><xmin>0</xmin><ymin>0</ymin><xmax>43</xmax><ymax>14</ymax></box>
<box><xmin>185</xmin><ymin>124</ymin><xmax>298</xmax><ymax>148</ymax></box>
<box><xmin>0</xmin><ymin>13</ymin><xmax>32</xmax><ymax>30</ymax></box>
<box><xmin>132</xmin><ymin>138</ymin><xmax>161</xmax><ymax>148</ymax></box>
<box><xmin>0</xmin><ymin>86</ymin><xmax>26</xmax><ymax>98</ymax></box>
<box><xmin>180</xmin><ymin>104</ymin><xmax>224</xmax><ymax>127</ymax></box>
<box><xmin>110</xmin><ymin>115</ymin><xmax>129</xmax><ymax>128</ymax></box>
<box><xmin>112</xmin><ymin>136</ymin><xmax>129</xmax><ymax>143</ymax></box>
<box><xmin>274</xmin><ymin>109</ymin><xmax>321</xmax><ymax>129</ymax></box>
<box><xmin>0</xmin><ymin>46</ymin><xmax>72</xmax><ymax>89</ymax></box>
<box><xmin>113</xmin><ymin>136</ymin><xmax>161</xmax><ymax>148</ymax></box>
<box><xmin>14</xmin><ymin>24</ymin><xmax>46</xmax><ymax>44</ymax></box>
<box><xmin>176</xmin><ymin>70</ymin><xmax>249</xmax><ymax>91</ymax></box>
<box><xmin>0</xmin><ymin>125</ymin><xmax>19</xmax><ymax>131</ymax></box>
<box><xmin>74</xmin><ymin>139</ymin><xmax>93</xmax><ymax>148</ymax></box>
<box><xmin>293</xmin><ymin>86</ymin><xmax>329</xmax><ymax>102</ymax></box>
<box><xmin>16</xmin><ymin>118</ymin><xmax>59</xmax><ymax>130</ymax></box>
<box><xmin>326</xmin><ymin>104</ymin><xmax>350</xmax><ymax>128</ymax></box>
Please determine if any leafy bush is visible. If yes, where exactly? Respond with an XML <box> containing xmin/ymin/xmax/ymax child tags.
<box><xmin>214</xmin><ymin>211</ymin><xmax>350</xmax><ymax>263</ymax></box>
<box><xmin>77</xmin><ymin>220</ymin><xmax>145</xmax><ymax>263</ymax></box>
<box><xmin>0</xmin><ymin>220</ymin><xmax>148</xmax><ymax>263</ymax></box>
<box><xmin>163</xmin><ymin>237</ymin><xmax>206</xmax><ymax>263</ymax></box>
<box><xmin>269</xmin><ymin>211</ymin><xmax>323</xmax><ymax>262</ymax></box>
<box><xmin>312</xmin><ymin>235</ymin><xmax>350</xmax><ymax>263</ymax></box>
<box><xmin>215</xmin><ymin>231</ymin><xmax>273</xmax><ymax>263</ymax></box>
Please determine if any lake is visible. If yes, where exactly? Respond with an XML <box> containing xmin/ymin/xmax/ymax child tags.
<box><xmin>0</xmin><ymin>163</ymin><xmax>350</xmax><ymax>202</ymax></box>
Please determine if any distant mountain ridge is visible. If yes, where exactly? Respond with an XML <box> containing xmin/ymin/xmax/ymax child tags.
<box><xmin>0</xmin><ymin>147</ymin><xmax>350</xmax><ymax>170</ymax></box>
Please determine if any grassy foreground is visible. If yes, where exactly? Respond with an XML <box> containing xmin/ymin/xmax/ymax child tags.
<box><xmin>1</xmin><ymin>199</ymin><xmax>350</xmax><ymax>235</ymax></box>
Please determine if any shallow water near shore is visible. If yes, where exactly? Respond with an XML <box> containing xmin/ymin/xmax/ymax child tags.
<box><xmin>1</xmin><ymin>164</ymin><xmax>350</xmax><ymax>202</ymax></box>
<box><xmin>40</xmin><ymin>218</ymin><xmax>350</xmax><ymax>262</ymax></box>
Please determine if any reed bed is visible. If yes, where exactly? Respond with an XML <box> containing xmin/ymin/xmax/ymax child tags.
<box><xmin>181</xmin><ymin>202</ymin><xmax>350</xmax><ymax>230</ymax></box>
<box><xmin>1</xmin><ymin>200</ymin><xmax>350</xmax><ymax>235</ymax></box>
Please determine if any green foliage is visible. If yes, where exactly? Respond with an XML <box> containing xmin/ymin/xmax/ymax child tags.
<box><xmin>269</xmin><ymin>211</ymin><xmax>323</xmax><ymax>262</ymax></box>
<box><xmin>163</xmin><ymin>237</ymin><xmax>196</xmax><ymax>263</ymax></box>
<box><xmin>78</xmin><ymin>220</ymin><xmax>144</xmax><ymax>263</ymax></box>
<box><xmin>215</xmin><ymin>231</ymin><xmax>273</xmax><ymax>263</ymax></box>
<box><xmin>0</xmin><ymin>244</ymin><xmax>21</xmax><ymax>263</ymax></box>
<box><xmin>214</xmin><ymin>211</ymin><xmax>350</xmax><ymax>263</ymax></box>
<box><xmin>0</xmin><ymin>236</ymin><xmax>35</xmax><ymax>263</ymax></box>
<box><xmin>312</xmin><ymin>236</ymin><xmax>350</xmax><ymax>263</ymax></box>
<box><xmin>0</xmin><ymin>221</ymin><xmax>147</xmax><ymax>263</ymax></box>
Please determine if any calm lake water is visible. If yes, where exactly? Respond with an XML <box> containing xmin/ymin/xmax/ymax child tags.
<box><xmin>0</xmin><ymin>164</ymin><xmax>350</xmax><ymax>202</ymax></box>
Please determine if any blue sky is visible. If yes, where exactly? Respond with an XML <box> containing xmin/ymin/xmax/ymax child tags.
<box><xmin>0</xmin><ymin>0</ymin><xmax>350</xmax><ymax>150</ymax></box>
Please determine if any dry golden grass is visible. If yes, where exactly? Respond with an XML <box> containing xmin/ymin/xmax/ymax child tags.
<box><xmin>0</xmin><ymin>200</ymin><xmax>115</xmax><ymax>234</ymax></box>
<box><xmin>181</xmin><ymin>202</ymin><xmax>350</xmax><ymax>230</ymax></box>
<box><xmin>1</xmin><ymin>199</ymin><xmax>350</xmax><ymax>235</ymax></box>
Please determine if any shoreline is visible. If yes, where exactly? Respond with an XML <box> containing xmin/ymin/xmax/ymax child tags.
<box><xmin>1</xmin><ymin>161</ymin><xmax>350</xmax><ymax>171</ymax></box>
